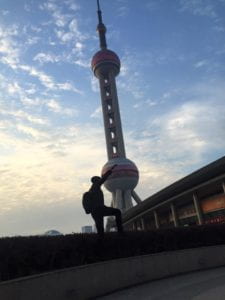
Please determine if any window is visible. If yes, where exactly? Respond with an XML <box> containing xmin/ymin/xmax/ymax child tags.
<box><xmin>105</xmin><ymin>86</ymin><xmax>111</xmax><ymax>97</ymax></box>
<box><xmin>108</xmin><ymin>113</ymin><xmax>114</xmax><ymax>125</ymax></box>
<box><xmin>113</xmin><ymin>145</ymin><xmax>117</xmax><ymax>154</ymax></box>
<box><xmin>106</xmin><ymin>99</ymin><xmax>112</xmax><ymax>111</ymax></box>
<box><xmin>110</xmin><ymin>130</ymin><xmax>115</xmax><ymax>139</ymax></box>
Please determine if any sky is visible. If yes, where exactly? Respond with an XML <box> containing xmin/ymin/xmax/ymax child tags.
<box><xmin>0</xmin><ymin>0</ymin><xmax>225</xmax><ymax>236</ymax></box>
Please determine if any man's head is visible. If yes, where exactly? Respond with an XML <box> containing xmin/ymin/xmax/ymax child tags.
<box><xmin>91</xmin><ymin>176</ymin><xmax>101</xmax><ymax>184</ymax></box>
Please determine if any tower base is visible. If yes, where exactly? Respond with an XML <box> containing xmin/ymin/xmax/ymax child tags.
<box><xmin>112</xmin><ymin>189</ymin><xmax>133</xmax><ymax>212</ymax></box>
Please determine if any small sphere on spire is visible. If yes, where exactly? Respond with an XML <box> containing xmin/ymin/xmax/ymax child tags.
<box><xmin>97</xmin><ymin>23</ymin><xmax>106</xmax><ymax>33</ymax></box>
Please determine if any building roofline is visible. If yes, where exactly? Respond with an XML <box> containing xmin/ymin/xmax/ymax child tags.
<box><xmin>124</xmin><ymin>156</ymin><xmax>225</xmax><ymax>221</ymax></box>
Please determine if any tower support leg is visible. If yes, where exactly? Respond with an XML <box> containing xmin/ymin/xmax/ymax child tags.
<box><xmin>124</xmin><ymin>190</ymin><xmax>133</xmax><ymax>210</ymax></box>
<box><xmin>115</xmin><ymin>189</ymin><xmax>123</xmax><ymax>211</ymax></box>
<box><xmin>131</xmin><ymin>190</ymin><xmax>142</xmax><ymax>204</ymax></box>
<box><xmin>113</xmin><ymin>189</ymin><xmax>133</xmax><ymax>212</ymax></box>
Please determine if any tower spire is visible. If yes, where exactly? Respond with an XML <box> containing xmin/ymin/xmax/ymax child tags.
<box><xmin>97</xmin><ymin>0</ymin><xmax>102</xmax><ymax>23</ymax></box>
<box><xmin>96</xmin><ymin>0</ymin><xmax>107</xmax><ymax>49</ymax></box>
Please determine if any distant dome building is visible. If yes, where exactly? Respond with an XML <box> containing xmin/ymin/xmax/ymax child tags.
<box><xmin>44</xmin><ymin>230</ymin><xmax>62</xmax><ymax>236</ymax></box>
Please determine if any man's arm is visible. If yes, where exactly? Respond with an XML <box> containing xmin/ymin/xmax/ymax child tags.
<box><xmin>99</xmin><ymin>164</ymin><xmax>117</xmax><ymax>185</ymax></box>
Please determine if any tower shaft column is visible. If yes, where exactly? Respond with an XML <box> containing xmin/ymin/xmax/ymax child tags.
<box><xmin>113</xmin><ymin>189</ymin><xmax>133</xmax><ymax>212</ymax></box>
<box><xmin>99</xmin><ymin>72</ymin><xmax>126</xmax><ymax>159</ymax></box>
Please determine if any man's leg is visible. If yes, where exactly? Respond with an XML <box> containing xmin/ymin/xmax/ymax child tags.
<box><xmin>91</xmin><ymin>211</ymin><xmax>104</xmax><ymax>237</ymax></box>
<box><xmin>102</xmin><ymin>206</ymin><xmax>123</xmax><ymax>233</ymax></box>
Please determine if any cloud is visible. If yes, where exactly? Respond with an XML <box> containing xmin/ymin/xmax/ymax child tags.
<box><xmin>179</xmin><ymin>0</ymin><xmax>217</xmax><ymax>18</ymax></box>
<box><xmin>194</xmin><ymin>60</ymin><xmax>208</xmax><ymax>68</ymax></box>
<box><xmin>2</xmin><ymin>10</ymin><xmax>9</xmax><ymax>16</ymax></box>
<box><xmin>30</xmin><ymin>26</ymin><xmax>42</xmax><ymax>33</ymax></box>
<box><xmin>90</xmin><ymin>106</ymin><xmax>102</xmax><ymax>118</ymax></box>
<box><xmin>57</xmin><ymin>82</ymin><xmax>81</xmax><ymax>93</ymax></box>
<box><xmin>91</xmin><ymin>76</ymin><xmax>99</xmax><ymax>93</ymax></box>
<box><xmin>39</xmin><ymin>1</ymin><xmax>71</xmax><ymax>27</ymax></box>
<box><xmin>65</xmin><ymin>0</ymin><xmax>80</xmax><ymax>12</ymax></box>
<box><xmin>69</xmin><ymin>18</ymin><xmax>78</xmax><ymax>33</ymax></box>
<box><xmin>0</xmin><ymin>107</ymin><xmax>48</xmax><ymax>125</ymax></box>
<box><xmin>17</xmin><ymin>64</ymin><xmax>82</xmax><ymax>94</ymax></box>
<box><xmin>39</xmin><ymin>2</ymin><xmax>84</xmax><ymax>47</ymax></box>
<box><xmin>16</xmin><ymin>124</ymin><xmax>48</xmax><ymax>139</ymax></box>
<box><xmin>0</xmin><ymin>72</ymin><xmax>78</xmax><ymax>122</ymax></box>
<box><xmin>117</xmin><ymin>51</ymin><xmax>147</xmax><ymax>99</ymax></box>
<box><xmin>0</xmin><ymin>24</ymin><xmax>82</xmax><ymax>95</ymax></box>
<box><xmin>19</xmin><ymin>64</ymin><xmax>55</xmax><ymax>87</ymax></box>
<box><xmin>125</xmin><ymin>80</ymin><xmax>225</xmax><ymax>198</ymax></box>
<box><xmin>34</xmin><ymin>46</ymin><xmax>86</xmax><ymax>66</ymax></box>
<box><xmin>46</xmin><ymin>99</ymin><xmax>78</xmax><ymax>116</ymax></box>
<box><xmin>55</xmin><ymin>20</ymin><xmax>85</xmax><ymax>45</ymax></box>
<box><xmin>145</xmin><ymin>1</ymin><xmax>161</xmax><ymax>11</ymax></box>
<box><xmin>0</xmin><ymin>24</ymin><xmax>20</xmax><ymax>66</ymax></box>
<box><xmin>0</xmin><ymin>122</ymin><xmax>107</xmax><ymax>235</ymax></box>
<box><xmin>0</xmin><ymin>74</ymin><xmax>41</xmax><ymax>107</ymax></box>
<box><xmin>26</xmin><ymin>36</ymin><xmax>40</xmax><ymax>45</ymax></box>
<box><xmin>72</xmin><ymin>41</ymin><xmax>85</xmax><ymax>57</ymax></box>
<box><xmin>133</xmin><ymin>98</ymin><xmax>158</xmax><ymax>110</ymax></box>
<box><xmin>0</xmin><ymin>6</ymin><xmax>88</xmax><ymax>102</ymax></box>
<box><xmin>74</xmin><ymin>59</ymin><xmax>89</xmax><ymax>68</ymax></box>
<box><xmin>117</xmin><ymin>6</ymin><xmax>129</xmax><ymax>17</ymax></box>
<box><xmin>6</xmin><ymin>81</ymin><xmax>22</xmax><ymax>94</ymax></box>
<box><xmin>0</xmin><ymin>200</ymin><xmax>89</xmax><ymax>236</ymax></box>
<box><xmin>55</xmin><ymin>29</ymin><xmax>74</xmax><ymax>42</ymax></box>
<box><xmin>148</xmin><ymin>95</ymin><xmax>224</xmax><ymax>160</ymax></box>
<box><xmin>213</xmin><ymin>25</ymin><xmax>225</xmax><ymax>32</ymax></box>
<box><xmin>24</xmin><ymin>4</ymin><xmax>31</xmax><ymax>12</ymax></box>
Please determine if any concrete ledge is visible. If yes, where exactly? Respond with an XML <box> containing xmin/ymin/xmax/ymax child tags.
<box><xmin>1</xmin><ymin>245</ymin><xmax>225</xmax><ymax>300</ymax></box>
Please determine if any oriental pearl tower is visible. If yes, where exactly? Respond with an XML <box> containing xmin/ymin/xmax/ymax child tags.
<box><xmin>91</xmin><ymin>0</ymin><xmax>141</xmax><ymax>212</ymax></box>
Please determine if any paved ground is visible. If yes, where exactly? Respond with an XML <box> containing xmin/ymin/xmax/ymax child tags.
<box><xmin>97</xmin><ymin>266</ymin><xmax>225</xmax><ymax>300</ymax></box>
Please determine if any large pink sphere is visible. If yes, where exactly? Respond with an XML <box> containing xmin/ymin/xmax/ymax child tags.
<box><xmin>91</xmin><ymin>49</ymin><xmax>120</xmax><ymax>77</ymax></box>
<box><xmin>102</xmin><ymin>158</ymin><xmax>139</xmax><ymax>192</ymax></box>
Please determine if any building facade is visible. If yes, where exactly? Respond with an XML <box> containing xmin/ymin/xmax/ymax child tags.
<box><xmin>123</xmin><ymin>157</ymin><xmax>225</xmax><ymax>230</ymax></box>
<box><xmin>81</xmin><ymin>226</ymin><xmax>93</xmax><ymax>233</ymax></box>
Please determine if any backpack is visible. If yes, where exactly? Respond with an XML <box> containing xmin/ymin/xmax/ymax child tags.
<box><xmin>82</xmin><ymin>192</ymin><xmax>93</xmax><ymax>214</ymax></box>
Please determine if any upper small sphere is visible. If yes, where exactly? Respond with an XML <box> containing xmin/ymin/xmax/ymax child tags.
<box><xmin>91</xmin><ymin>49</ymin><xmax>120</xmax><ymax>77</ymax></box>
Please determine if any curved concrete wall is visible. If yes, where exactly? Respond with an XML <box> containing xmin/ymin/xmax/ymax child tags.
<box><xmin>1</xmin><ymin>245</ymin><xmax>225</xmax><ymax>300</ymax></box>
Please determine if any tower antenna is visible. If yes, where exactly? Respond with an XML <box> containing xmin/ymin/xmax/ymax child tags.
<box><xmin>96</xmin><ymin>0</ymin><xmax>107</xmax><ymax>49</ymax></box>
<box><xmin>97</xmin><ymin>0</ymin><xmax>100</xmax><ymax>11</ymax></box>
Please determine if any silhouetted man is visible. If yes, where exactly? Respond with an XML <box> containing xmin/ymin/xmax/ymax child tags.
<box><xmin>89</xmin><ymin>165</ymin><xmax>123</xmax><ymax>237</ymax></box>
